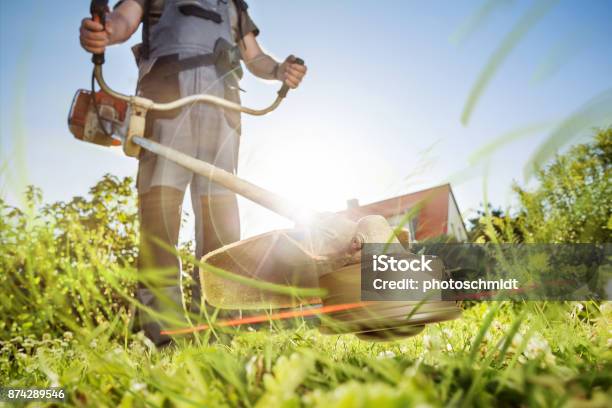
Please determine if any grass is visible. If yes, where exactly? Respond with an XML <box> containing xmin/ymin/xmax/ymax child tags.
<box><xmin>1</xmin><ymin>127</ymin><xmax>611</xmax><ymax>406</ymax></box>
<box><xmin>1</xmin><ymin>301</ymin><xmax>611</xmax><ymax>407</ymax></box>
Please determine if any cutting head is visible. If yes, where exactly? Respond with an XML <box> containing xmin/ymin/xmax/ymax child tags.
<box><xmin>200</xmin><ymin>214</ymin><xmax>461</xmax><ymax>340</ymax></box>
<box><xmin>200</xmin><ymin>229</ymin><xmax>328</xmax><ymax>309</ymax></box>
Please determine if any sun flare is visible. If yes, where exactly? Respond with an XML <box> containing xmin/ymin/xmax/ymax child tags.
<box><xmin>237</xmin><ymin>133</ymin><xmax>398</xmax><ymax>237</ymax></box>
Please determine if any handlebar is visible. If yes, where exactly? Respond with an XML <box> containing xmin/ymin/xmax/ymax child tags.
<box><xmin>90</xmin><ymin>0</ymin><xmax>108</xmax><ymax>65</ymax></box>
<box><xmin>278</xmin><ymin>58</ymin><xmax>304</xmax><ymax>97</ymax></box>
<box><xmin>93</xmin><ymin>59</ymin><xmax>304</xmax><ymax>116</ymax></box>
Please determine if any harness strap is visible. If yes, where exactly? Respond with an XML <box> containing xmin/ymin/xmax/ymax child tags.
<box><xmin>142</xmin><ymin>0</ymin><xmax>151</xmax><ymax>60</ymax></box>
<box><xmin>150</xmin><ymin>38</ymin><xmax>241</xmax><ymax>80</ymax></box>
<box><xmin>233</xmin><ymin>0</ymin><xmax>249</xmax><ymax>40</ymax></box>
<box><xmin>178</xmin><ymin>4</ymin><xmax>222</xmax><ymax>23</ymax></box>
<box><xmin>153</xmin><ymin>53</ymin><xmax>217</xmax><ymax>78</ymax></box>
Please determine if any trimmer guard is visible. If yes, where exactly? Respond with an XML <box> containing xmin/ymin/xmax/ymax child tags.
<box><xmin>201</xmin><ymin>222</ymin><xmax>461</xmax><ymax>339</ymax></box>
<box><xmin>201</xmin><ymin>228</ymin><xmax>461</xmax><ymax>340</ymax></box>
<box><xmin>318</xmin><ymin>263</ymin><xmax>462</xmax><ymax>340</ymax></box>
<box><xmin>201</xmin><ymin>229</ymin><xmax>330</xmax><ymax>309</ymax></box>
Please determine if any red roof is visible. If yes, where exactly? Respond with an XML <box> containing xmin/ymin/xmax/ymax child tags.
<box><xmin>340</xmin><ymin>184</ymin><xmax>454</xmax><ymax>240</ymax></box>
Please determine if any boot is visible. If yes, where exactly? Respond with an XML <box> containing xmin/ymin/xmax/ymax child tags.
<box><xmin>136</xmin><ymin>186</ymin><xmax>185</xmax><ymax>346</ymax></box>
<box><xmin>191</xmin><ymin>193</ymin><xmax>240</xmax><ymax>316</ymax></box>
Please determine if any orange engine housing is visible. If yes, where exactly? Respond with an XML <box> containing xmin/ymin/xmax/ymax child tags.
<box><xmin>67</xmin><ymin>89</ymin><xmax>127</xmax><ymax>146</ymax></box>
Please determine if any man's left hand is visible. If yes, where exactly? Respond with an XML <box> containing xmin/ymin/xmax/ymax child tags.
<box><xmin>278</xmin><ymin>55</ymin><xmax>307</xmax><ymax>89</ymax></box>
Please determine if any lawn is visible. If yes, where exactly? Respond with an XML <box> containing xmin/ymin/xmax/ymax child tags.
<box><xmin>1</xmin><ymin>131</ymin><xmax>610</xmax><ymax>407</ymax></box>
<box><xmin>2</xmin><ymin>302</ymin><xmax>610</xmax><ymax>407</ymax></box>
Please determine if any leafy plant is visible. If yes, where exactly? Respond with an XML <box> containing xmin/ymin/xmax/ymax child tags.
<box><xmin>0</xmin><ymin>174</ymin><xmax>138</xmax><ymax>341</ymax></box>
<box><xmin>514</xmin><ymin>128</ymin><xmax>611</xmax><ymax>243</ymax></box>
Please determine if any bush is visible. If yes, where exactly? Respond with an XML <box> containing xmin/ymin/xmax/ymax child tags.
<box><xmin>0</xmin><ymin>174</ymin><xmax>138</xmax><ymax>341</ymax></box>
<box><xmin>514</xmin><ymin>128</ymin><xmax>611</xmax><ymax>243</ymax></box>
<box><xmin>469</xmin><ymin>128</ymin><xmax>611</xmax><ymax>244</ymax></box>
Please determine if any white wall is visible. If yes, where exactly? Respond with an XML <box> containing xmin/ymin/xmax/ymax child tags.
<box><xmin>447</xmin><ymin>193</ymin><xmax>468</xmax><ymax>241</ymax></box>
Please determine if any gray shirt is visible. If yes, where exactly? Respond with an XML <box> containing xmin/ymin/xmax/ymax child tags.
<box><xmin>116</xmin><ymin>0</ymin><xmax>259</xmax><ymax>43</ymax></box>
<box><xmin>116</xmin><ymin>0</ymin><xmax>259</xmax><ymax>81</ymax></box>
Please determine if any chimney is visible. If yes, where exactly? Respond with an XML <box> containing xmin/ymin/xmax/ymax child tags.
<box><xmin>346</xmin><ymin>198</ymin><xmax>359</xmax><ymax>209</ymax></box>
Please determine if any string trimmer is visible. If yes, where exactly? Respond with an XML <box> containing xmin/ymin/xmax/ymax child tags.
<box><xmin>67</xmin><ymin>0</ymin><xmax>460</xmax><ymax>341</ymax></box>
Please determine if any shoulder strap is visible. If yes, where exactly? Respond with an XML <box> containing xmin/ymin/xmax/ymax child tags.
<box><xmin>141</xmin><ymin>0</ymin><xmax>151</xmax><ymax>60</ymax></box>
<box><xmin>233</xmin><ymin>0</ymin><xmax>249</xmax><ymax>11</ymax></box>
<box><xmin>232</xmin><ymin>0</ymin><xmax>249</xmax><ymax>41</ymax></box>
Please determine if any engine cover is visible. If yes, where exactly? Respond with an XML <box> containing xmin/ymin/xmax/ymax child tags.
<box><xmin>67</xmin><ymin>89</ymin><xmax>126</xmax><ymax>146</ymax></box>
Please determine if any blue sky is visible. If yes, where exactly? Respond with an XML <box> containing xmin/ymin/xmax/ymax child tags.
<box><xmin>1</xmin><ymin>0</ymin><xmax>611</xmax><ymax>238</ymax></box>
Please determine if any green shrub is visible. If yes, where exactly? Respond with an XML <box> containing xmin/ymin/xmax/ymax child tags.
<box><xmin>0</xmin><ymin>174</ymin><xmax>138</xmax><ymax>341</ymax></box>
<box><xmin>514</xmin><ymin>128</ymin><xmax>611</xmax><ymax>243</ymax></box>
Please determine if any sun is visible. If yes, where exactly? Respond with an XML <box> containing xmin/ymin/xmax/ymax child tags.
<box><xmin>237</xmin><ymin>131</ymin><xmax>398</xmax><ymax>238</ymax></box>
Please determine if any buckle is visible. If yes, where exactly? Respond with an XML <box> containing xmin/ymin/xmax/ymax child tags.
<box><xmin>214</xmin><ymin>38</ymin><xmax>243</xmax><ymax>81</ymax></box>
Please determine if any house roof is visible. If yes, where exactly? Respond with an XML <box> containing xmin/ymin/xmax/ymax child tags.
<box><xmin>340</xmin><ymin>184</ymin><xmax>453</xmax><ymax>221</ymax></box>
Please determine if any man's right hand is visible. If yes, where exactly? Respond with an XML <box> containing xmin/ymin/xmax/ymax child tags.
<box><xmin>80</xmin><ymin>16</ymin><xmax>113</xmax><ymax>54</ymax></box>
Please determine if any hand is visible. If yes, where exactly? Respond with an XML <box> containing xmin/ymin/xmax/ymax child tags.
<box><xmin>79</xmin><ymin>15</ymin><xmax>113</xmax><ymax>54</ymax></box>
<box><xmin>277</xmin><ymin>55</ymin><xmax>307</xmax><ymax>89</ymax></box>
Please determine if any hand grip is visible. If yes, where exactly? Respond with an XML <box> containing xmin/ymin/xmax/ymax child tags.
<box><xmin>277</xmin><ymin>57</ymin><xmax>305</xmax><ymax>98</ymax></box>
<box><xmin>90</xmin><ymin>0</ymin><xmax>109</xmax><ymax>65</ymax></box>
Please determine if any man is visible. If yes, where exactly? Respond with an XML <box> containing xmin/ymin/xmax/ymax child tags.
<box><xmin>79</xmin><ymin>0</ymin><xmax>307</xmax><ymax>345</ymax></box>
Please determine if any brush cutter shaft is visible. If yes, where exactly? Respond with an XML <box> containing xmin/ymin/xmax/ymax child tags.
<box><xmin>129</xmin><ymin>135</ymin><xmax>318</xmax><ymax>223</ymax></box>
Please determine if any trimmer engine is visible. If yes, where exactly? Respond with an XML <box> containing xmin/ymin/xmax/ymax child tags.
<box><xmin>67</xmin><ymin>89</ymin><xmax>126</xmax><ymax>147</ymax></box>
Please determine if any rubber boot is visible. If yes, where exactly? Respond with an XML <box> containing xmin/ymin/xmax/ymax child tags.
<box><xmin>136</xmin><ymin>286</ymin><xmax>185</xmax><ymax>347</ymax></box>
<box><xmin>136</xmin><ymin>186</ymin><xmax>185</xmax><ymax>346</ymax></box>
<box><xmin>191</xmin><ymin>193</ymin><xmax>240</xmax><ymax>315</ymax></box>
